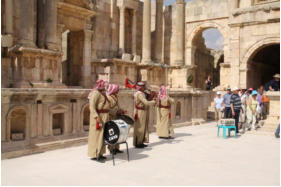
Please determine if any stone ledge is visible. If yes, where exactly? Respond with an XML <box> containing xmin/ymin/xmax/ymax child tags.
<box><xmin>8</xmin><ymin>45</ymin><xmax>62</xmax><ymax>57</ymax></box>
<box><xmin>232</xmin><ymin>1</ymin><xmax>280</xmax><ymax>17</ymax></box>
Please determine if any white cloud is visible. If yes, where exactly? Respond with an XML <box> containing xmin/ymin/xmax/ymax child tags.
<box><xmin>203</xmin><ymin>28</ymin><xmax>224</xmax><ymax>51</ymax></box>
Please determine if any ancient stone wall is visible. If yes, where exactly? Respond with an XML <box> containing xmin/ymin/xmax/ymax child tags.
<box><xmin>1</xmin><ymin>88</ymin><xmax>214</xmax><ymax>156</ymax></box>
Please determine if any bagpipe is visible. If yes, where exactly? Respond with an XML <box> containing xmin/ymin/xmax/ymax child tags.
<box><xmin>125</xmin><ymin>78</ymin><xmax>157</xmax><ymax>101</ymax></box>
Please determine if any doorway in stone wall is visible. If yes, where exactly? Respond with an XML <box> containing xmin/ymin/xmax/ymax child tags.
<box><xmin>52</xmin><ymin>113</ymin><xmax>64</xmax><ymax>136</ymax></box>
<box><xmin>246</xmin><ymin>44</ymin><xmax>280</xmax><ymax>89</ymax></box>
<box><xmin>192</xmin><ymin>28</ymin><xmax>224</xmax><ymax>90</ymax></box>
<box><xmin>61</xmin><ymin>30</ymin><xmax>84</xmax><ymax>87</ymax></box>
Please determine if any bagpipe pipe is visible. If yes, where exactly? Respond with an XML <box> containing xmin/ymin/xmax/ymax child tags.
<box><xmin>125</xmin><ymin>78</ymin><xmax>158</xmax><ymax>101</ymax></box>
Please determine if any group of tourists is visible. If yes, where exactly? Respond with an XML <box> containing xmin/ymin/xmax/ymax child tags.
<box><xmin>214</xmin><ymin>74</ymin><xmax>280</xmax><ymax>135</ymax></box>
<box><xmin>87</xmin><ymin>79</ymin><xmax>174</xmax><ymax>163</ymax></box>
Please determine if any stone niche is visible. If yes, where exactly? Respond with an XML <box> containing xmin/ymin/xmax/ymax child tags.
<box><xmin>7</xmin><ymin>107</ymin><xmax>27</xmax><ymax>141</ymax></box>
<box><xmin>82</xmin><ymin>104</ymin><xmax>90</xmax><ymax>131</ymax></box>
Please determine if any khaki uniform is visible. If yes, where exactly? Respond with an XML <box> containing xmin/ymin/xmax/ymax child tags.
<box><xmin>133</xmin><ymin>91</ymin><xmax>155</xmax><ymax>146</ymax></box>
<box><xmin>107</xmin><ymin>94</ymin><xmax>120</xmax><ymax>150</ymax></box>
<box><xmin>88</xmin><ymin>90</ymin><xmax>110</xmax><ymax>159</ymax></box>
<box><xmin>156</xmin><ymin>97</ymin><xmax>175</xmax><ymax>137</ymax></box>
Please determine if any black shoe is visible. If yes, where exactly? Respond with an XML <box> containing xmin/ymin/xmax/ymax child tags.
<box><xmin>115</xmin><ymin>149</ymin><xmax>124</xmax><ymax>154</ymax></box>
<box><xmin>99</xmin><ymin>155</ymin><xmax>107</xmax><ymax>160</ymax></box>
<box><xmin>168</xmin><ymin>136</ymin><xmax>174</xmax><ymax>139</ymax></box>
<box><xmin>159</xmin><ymin>137</ymin><xmax>169</xmax><ymax>139</ymax></box>
<box><xmin>135</xmin><ymin>144</ymin><xmax>145</xmax><ymax>148</ymax></box>
<box><xmin>142</xmin><ymin>144</ymin><xmax>148</xmax><ymax>147</ymax></box>
<box><xmin>275</xmin><ymin>134</ymin><xmax>280</xmax><ymax>138</ymax></box>
<box><xmin>91</xmin><ymin>158</ymin><xmax>97</xmax><ymax>161</ymax></box>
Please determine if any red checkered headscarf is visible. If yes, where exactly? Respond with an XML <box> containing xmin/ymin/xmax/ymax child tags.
<box><xmin>107</xmin><ymin>84</ymin><xmax>119</xmax><ymax>95</ymax></box>
<box><xmin>158</xmin><ymin>85</ymin><xmax>167</xmax><ymax>100</ymax></box>
<box><xmin>88</xmin><ymin>79</ymin><xmax>108</xmax><ymax>99</ymax></box>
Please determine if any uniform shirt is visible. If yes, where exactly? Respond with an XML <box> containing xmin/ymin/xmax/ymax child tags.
<box><xmin>230</xmin><ymin>93</ymin><xmax>242</xmax><ymax>110</ymax></box>
<box><xmin>223</xmin><ymin>93</ymin><xmax>232</xmax><ymax>107</ymax></box>
<box><xmin>214</xmin><ymin>97</ymin><xmax>223</xmax><ymax>109</ymax></box>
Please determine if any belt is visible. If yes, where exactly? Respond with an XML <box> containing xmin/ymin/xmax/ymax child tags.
<box><xmin>159</xmin><ymin>105</ymin><xmax>171</xmax><ymax>109</ymax></box>
<box><xmin>97</xmin><ymin>109</ymin><xmax>109</xmax><ymax>113</ymax></box>
<box><xmin>135</xmin><ymin>105</ymin><xmax>145</xmax><ymax>110</ymax></box>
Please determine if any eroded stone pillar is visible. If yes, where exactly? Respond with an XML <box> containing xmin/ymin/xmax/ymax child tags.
<box><xmin>132</xmin><ymin>9</ymin><xmax>137</xmax><ymax>55</ymax></box>
<box><xmin>45</xmin><ymin>0</ymin><xmax>57</xmax><ymax>50</ymax></box>
<box><xmin>81</xmin><ymin>29</ymin><xmax>93</xmax><ymax>88</ymax></box>
<box><xmin>175</xmin><ymin>0</ymin><xmax>185</xmax><ymax>66</ymax></box>
<box><xmin>119</xmin><ymin>6</ymin><xmax>125</xmax><ymax>55</ymax></box>
<box><xmin>19</xmin><ymin>0</ymin><xmax>36</xmax><ymax>47</ymax></box>
<box><xmin>5</xmin><ymin>0</ymin><xmax>13</xmax><ymax>35</ymax></box>
<box><xmin>141</xmin><ymin>0</ymin><xmax>151</xmax><ymax>64</ymax></box>
<box><xmin>111</xmin><ymin>0</ymin><xmax>118</xmax><ymax>55</ymax></box>
<box><xmin>154</xmin><ymin>0</ymin><xmax>163</xmax><ymax>63</ymax></box>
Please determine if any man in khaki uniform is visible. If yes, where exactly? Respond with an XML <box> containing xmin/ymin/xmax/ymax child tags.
<box><xmin>133</xmin><ymin>82</ymin><xmax>155</xmax><ymax>148</ymax></box>
<box><xmin>156</xmin><ymin>85</ymin><xmax>175</xmax><ymax>139</ymax></box>
<box><xmin>88</xmin><ymin>79</ymin><xmax>110</xmax><ymax>163</ymax></box>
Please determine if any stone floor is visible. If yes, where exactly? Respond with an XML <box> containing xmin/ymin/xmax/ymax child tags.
<box><xmin>1</xmin><ymin>122</ymin><xmax>280</xmax><ymax>186</ymax></box>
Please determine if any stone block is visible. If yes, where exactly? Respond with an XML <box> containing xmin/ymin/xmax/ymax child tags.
<box><xmin>133</xmin><ymin>55</ymin><xmax>141</xmax><ymax>63</ymax></box>
<box><xmin>1</xmin><ymin>34</ymin><xmax>13</xmax><ymax>47</ymax></box>
<box><xmin>11</xmin><ymin>133</ymin><xmax>24</xmax><ymax>141</ymax></box>
<box><xmin>122</xmin><ymin>53</ymin><xmax>132</xmax><ymax>61</ymax></box>
<box><xmin>53</xmin><ymin>128</ymin><xmax>62</xmax><ymax>136</ymax></box>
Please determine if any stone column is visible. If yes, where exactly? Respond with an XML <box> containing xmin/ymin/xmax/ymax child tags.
<box><xmin>45</xmin><ymin>0</ymin><xmax>57</xmax><ymax>50</ymax></box>
<box><xmin>110</xmin><ymin>0</ymin><xmax>118</xmax><ymax>55</ymax></box>
<box><xmin>119</xmin><ymin>6</ymin><xmax>126</xmax><ymax>55</ymax></box>
<box><xmin>141</xmin><ymin>0</ymin><xmax>151</xmax><ymax>64</ymax></box>
<box><xmin>19</xmin><ymin>0</ymin><xmax>36</xmax><ymax>47</ymax></box>
<box><xmin>174</xmin><ymin>0</ymin><xmax>185</xmax><ymax>66</ymax></box>
<box><xmin>81</xmin><ymin>29</ymin><xmax>93</xmax><ymax>88</ymax></box>
<box><xmin>230</xmin><ymin>0</ymin><xmax>239</xmax><ymax>9</ymax></box>
<box><xmin>132</xmin><ymin>9</ymin><xmax>137</xmax><ymax>55</ymax></box>
<box><xmin>5</xmin><ymin>0</ymin><xmax>13</xmax><ymax>35</ymax></box>
<box><xmin>37</xmin><ymin>0</ymin><xmax>45</xmax><ymax>48</ymax></box>
<box><xmin>154</xmin><ymin>0</ymin><xmax>163</xmax><ymax>63</ymax></box>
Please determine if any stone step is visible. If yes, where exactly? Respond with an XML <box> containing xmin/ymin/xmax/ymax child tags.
<box><xmin>2</xmin><ymin>137</ymin><xmax>88</xmax><ymax>159</ymax></box>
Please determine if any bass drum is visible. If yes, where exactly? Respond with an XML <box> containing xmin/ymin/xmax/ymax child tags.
<box><xmin>104</xmin><ymin>119</ymin><xmax>131</xmax><ymax>145</ymax></box>
<box><xmin>116</xmin><ymin>114</ymin><xmax>134</xmax><ymax>125</ymax></box>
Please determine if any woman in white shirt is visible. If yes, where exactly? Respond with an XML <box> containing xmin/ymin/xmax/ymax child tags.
<box><xmin>214</xmin><ymin>91</ymin><xmax>224</xmax><ymax>124</ymax></box>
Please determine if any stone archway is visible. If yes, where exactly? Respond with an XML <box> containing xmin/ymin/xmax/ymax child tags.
<box><xmin>240</xmin><ymin>37</ymin><xmax>280</xmax><ymax>89</ymax></box>
<box><xmin>185</xmin><ymin>21</ymin><xmax>228</xmax><ymax>89</ymax></box>
<box><xmin>6</xmin><ymin>106</ymin><xmax>29</xmax><ymax>141</ymax></box>
<box><xmin>80</xmin><ymin>103</ymin><xmax>90</xmax><ymax>132</ymax></box>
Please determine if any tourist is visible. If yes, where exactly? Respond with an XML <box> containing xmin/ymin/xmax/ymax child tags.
<box><xmin>265</xmin><ymin>74</ymin><xmax>280</xmax><ymax>91</ymax></box>
<box><xmin>88</xmin><ymin>79</ymin><xmax>109</xmax><ymax>163</ymax></box>
<box><xmin>107</xmin><ymin>84</ymin><xmax>125</xmax><ymax>155</ymax></box>
<box><xmin>214</xmin><ymin>91</ymin><xmax>223</xmax><ymax>124</ymax></box>
<box><xmin>230</xmin><ymin>87</ymin><xmax>242</xmax><ymax>133</ymax></box>
<box><xmin>223</xmin><ymin>88</ymin><xmax>232</xmax><ymax>118</ymax></box>
<box><xmin>205</xmin><ymin>75</ymin><xmax>213</xmax><ymax>91</ymax></box>
<box><xmin>257</xmin><ymin>86</ymin><xmax>264</xmax><ymax>120</ymax></box>
<box><xmin>239</xmin><ymin>89</ymin><xmax>247</xmax><ymax>131</ymax></box>
<box><xmin>156</xmin><ymin>85</ymin><xmax>175</xmax><ymax>139</ymax></box>
<box><xmin>246</xmin><ymin>90</ymin><xmax>259</xmax><ymax>131</ymax></box>
<box><xmin>133</xmin><ymin>82</ymin><xmax>156</xmax><ymax>148</ymax></box>
<box><xmin>275</xmin><ymin>124</ymin><xmax>280</xmax><ymax>138</ymax></box>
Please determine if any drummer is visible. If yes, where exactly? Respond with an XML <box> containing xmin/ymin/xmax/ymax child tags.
<box><xmin>156</xmin><ymin>85</ymin><xmax>175</xmax><ymax>139</ymax></box>
<box><xmin>88</xmin><ymin>79</ymin><xmax>110</xmax><ymax>163</ymax></box>
<box><xmin>133</xmin><ymin>82</ymin><xmax>156</xmax><ymax>148</ymax></box>
<box><xmin>107</xmin><ymin>83</ymin><xmax>126</xmax><ymax>155</ymax></box>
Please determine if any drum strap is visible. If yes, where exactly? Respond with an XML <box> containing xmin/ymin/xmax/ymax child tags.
<box><xmin>110</xmin><ymin>95</ymin><xmax>118</xmax><ymax>108</ymax></box>
<box><xmin>96</xmin><ymin>92</ymin><xmax>111</xmax><ymax>114</ymax></box>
